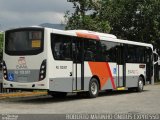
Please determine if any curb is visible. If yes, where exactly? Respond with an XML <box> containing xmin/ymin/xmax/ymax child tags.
<box><xmin>0</xmin><ymin>91</ymin><xmax>47</xmax><ymax>99</ymax></box>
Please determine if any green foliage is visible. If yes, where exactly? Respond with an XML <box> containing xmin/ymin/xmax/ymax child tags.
<box><xmin>65</xmin><ymin>0</ymin><xmax>160</xmax><ymax>52</ymax></box>
<box><xmin>101</xmin><ymin>0</ymin><xmax>160</xmax><ymax>46</ymax></box>
<box><xmin>0</xmin><ymin>32</ymin><xmax>3</xmax><ymax>62</ymax></box>
<box><xmin>65</xmin><ymin>0</ymin><xmax>111</xmax><ymax>33</ymax></box>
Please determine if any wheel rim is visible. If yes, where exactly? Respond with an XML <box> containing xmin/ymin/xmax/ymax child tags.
<box><xmin>91</xmin><ymin>82</ymin><xmax>98</xmax><ymax>95</ymax></box>
<box><xmin>139</xmin><ymin>80</ymin><xmax>143</xmax><ymax>90</ymax></box>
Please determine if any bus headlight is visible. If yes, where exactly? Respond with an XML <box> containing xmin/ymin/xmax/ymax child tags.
<box><xmin>2</xmin><ymin>61</ymin><xmax>8</xmax><ymax>80</ymax></box>
<box><xmin>39</xmin><ymin>59</ymin><xmax>46</xmax><ymax>81</ymax></box>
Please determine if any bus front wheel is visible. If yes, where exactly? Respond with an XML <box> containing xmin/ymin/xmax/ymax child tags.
<box><xmin>87</xmin><ymin>78</ymin><xmax>99</xmax><ymax>98</ymax></box>
<box><xmin>136</xmin><ymin>77</ymin><xmax>144</xmax><ymax>92</ymax></box>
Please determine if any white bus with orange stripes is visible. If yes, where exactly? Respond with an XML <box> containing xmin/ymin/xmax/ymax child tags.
<box><xmin>3</xmin><ymin>27</ymin><xmax>154</xmax><ymax>98</ymax></box>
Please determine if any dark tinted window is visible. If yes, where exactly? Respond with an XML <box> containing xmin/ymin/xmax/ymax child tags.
<box><xmin>5</xmin><ymin>28</ymin><xmax>44</xmax><ymax>55</ymax></box>
<box><xmin>84</xmin><ymin>39</ymin><xmax>98</xmax><ymax>61</ymax></box>
<box><xmin>99</xmin><ymin>41</ymin><xmax>118</xmax><ymax>62</ymax></box>
<box><xmin>83</xmin><ymin>40</ymin><xmax>118</xmax><ymax>62</ymax></box>
<box><xmin>51</xmin><ymin>34</ymin><xmax>72</xmax><ymax>60</ymax></box>
<box><xmin>136</xmin><ymin>46</ymin><xmax>146</xmax><ymax>63</ymax></box>
<box><xmin>72</xmin><ymin>38</ymin><xmax>84</xmax><ymax>63</ymax></box>
<box><xmin>125</xmin><ymin>45</ymin><xmax>152</xmax><ymax>63</ymax></box>
<box><xmin>126</xmin><ymin>45</ymin><xmax>137</xmax><ymax>63</ymax></box>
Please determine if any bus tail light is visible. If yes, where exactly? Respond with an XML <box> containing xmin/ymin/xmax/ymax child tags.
<box><xmin>2</xmin><ymin>61</ymin><xmax>8</xmax><ymax>80</ymax></box>
<box><xmin>39</xmin><ymin>59</ymin><xmax>46</xmax><ymax>81</ymax></box>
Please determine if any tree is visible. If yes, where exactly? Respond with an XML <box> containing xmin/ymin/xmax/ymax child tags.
<box><xmin>65</xmin><ymin>0</ymin><xmax>160</xmax><ymax>52</ymax></box>
<box><xmin>100</xmin><ymin>0</ymin><xmax>160</xmax><ymax>51</ymax></box>
<box><xmin>65</xmin><ymin>0</ymin><xmax>111</xmax><ymax>33</ymax></box>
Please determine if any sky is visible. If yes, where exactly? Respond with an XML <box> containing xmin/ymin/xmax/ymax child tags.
<box><xmin>0</xmin><ymin>0</ymin><xmax>73</xmax><ymax>31</ymax></box>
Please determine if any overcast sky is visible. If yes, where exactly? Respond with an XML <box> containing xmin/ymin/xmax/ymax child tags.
<box><xmin>0</xmin><ymin>0</ymin><xmax>73</xmax><ymax>31</ymax></box>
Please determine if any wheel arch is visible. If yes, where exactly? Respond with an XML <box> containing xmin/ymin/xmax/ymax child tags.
<box><xmin>91</xmin><ymin>75</ymin><xmax>101</xmax><ymax>90</ymax></box>
<box><xmin>139</xmin><ymin>74</ymin><xmax>145</xmax><ymax>85</ymax></box>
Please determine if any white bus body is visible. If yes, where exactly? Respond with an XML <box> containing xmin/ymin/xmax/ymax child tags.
<box><xmin>3</xmin><ymin>27</ymin><xmax>154</xmax><ymax>97</ymax></box>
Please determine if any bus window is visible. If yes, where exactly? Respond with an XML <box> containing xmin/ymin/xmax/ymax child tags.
<box><xmin>126</xmin><ymin>45</ymin><xmax>151</xmax><ymax>63</ymax></box>
<box><xmin>99</xmin><ymin>41</ymin><xmax>118</xmax><ymax>62</ymax></box>
<box><xmin>84</xmin><ymin>39</ymin><xmax>97</xmax><ymax>61</ymax></box>
<box><xmin>126</xmin><ymin>45</ymin><xmax>137</xmax><ymax>63</ymax></box>
<box><xmin>72</xmin><ymin>38</ymin><xmax>84</xmax><ymax>63</ymax></box>
<box><xmin>136</xmin><ymin>47</ymin><xmax>145</xmax><ymax>63</ymax></box>
<box><xmin>51</xmin><ymin>34</ymin><xmax>72</xmax><ymax>60</ymax></box>
<box><xmin>5</xmin><ymin>29</ymin><xmax>44</xmax><ymax>55</ymax></box>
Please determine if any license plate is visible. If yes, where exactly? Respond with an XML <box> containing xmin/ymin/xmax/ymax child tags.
<box><xmin>18</xmin><ymin>76</ymin><xmax>28</xmax><ymax>83</ymax></box>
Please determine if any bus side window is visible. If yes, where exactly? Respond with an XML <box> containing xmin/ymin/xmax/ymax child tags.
<box><xmin>72</xmin><ymin>41</ymin><xmax>82</xmax><ymax>63</ymax></box>
<box><xmin>126</xmin><ymin>45</ymin><xmax>136</xmax><ymax>63</ymax></box>
<box><xmin>54</xmin><ymin>42</ymin><xmax>61</xmax><ymax>59</ymax></box>
<box><xmin>62</xmin><ymin>42</ymin><xmax>72</xmax><ymax>60</ymax></box>
<box><xmin>99</xmin><ymin>43</ymin><xmax>110</xmax><ymax>61</ymax></box>
<box><xmin>84</xmin><ymin>39</ymin><xmax>96</xmax><ymax>61</ymax></box>
<box><xmin>51</xmin><ymin>34</ymin><xmax>72</xmax><ymax>61</ymax></box>
<box><xmin>99</xmin><ymin>41</ymin><xmax>118</xmax><ymax>62</ymax></box>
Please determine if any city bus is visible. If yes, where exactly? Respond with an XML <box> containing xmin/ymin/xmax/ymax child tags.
<box><xmin>2</xmin><ymin>26</ymin><xmax>155</xmax><ymax>98</ymax></box>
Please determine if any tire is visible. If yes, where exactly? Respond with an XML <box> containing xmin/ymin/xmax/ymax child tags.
<box><xmin>48</xmin><ymin>91</ymin><xmax>67</xmax><ymax>98</ymax></box>
<box><xmin>87</xmin><ymin>78</ymin><xmax>99</xmax><ymax>98</ymax></box>
<box><xmin>136</xmin><ymin>76</ymin><xmax>144</xmax><ymax>92</ymax></box>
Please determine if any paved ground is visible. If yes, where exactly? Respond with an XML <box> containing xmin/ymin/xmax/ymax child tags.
<box><xmin>0</xmin><ymin>84</ymin><xmax>160</xmax><ymax>114</ymax></box>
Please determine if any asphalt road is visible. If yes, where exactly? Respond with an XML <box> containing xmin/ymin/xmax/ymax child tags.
<box><xmin>0</xmin><ymin>85</ymin><xmax>160</xmax><ymax>114</ymax></box>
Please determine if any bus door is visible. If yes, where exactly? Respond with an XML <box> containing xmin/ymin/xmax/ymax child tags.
<box><xmin>72</xmin><ymin>38</ymin><xmax>84</xmax><ymax>91</ymax></box>
<box><xmin>116</xmin><ymin>44</ymin><xmax>126</xmax><ymax>88</ymax></box>
<box><xmin>146</xmin><ymin>48</ymin><xmax>153</xmax><ymax>84</ymax></box>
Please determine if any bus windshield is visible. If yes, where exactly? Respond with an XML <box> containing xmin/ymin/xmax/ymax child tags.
<box><xmin>5</xmin><ymin>28</ymin><xmax>44</xmax><ymax>55</ymax></box>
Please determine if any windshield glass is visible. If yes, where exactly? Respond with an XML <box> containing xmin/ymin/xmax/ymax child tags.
<box><xmin>5</xmin><ymin>28</ymin><xmax>44</xmax><ymax>55</ymax></box>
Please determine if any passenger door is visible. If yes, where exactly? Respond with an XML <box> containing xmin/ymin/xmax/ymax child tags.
<box><xmin>72</xmin><ymin>38</ymin><xmax>84</xmax><ymax>91</ymax></box>
<box><xmin>116</xmin><ymin>44</ymin><xmax>126</xmax><ymax>87</ymax></box>
<box><xmin>146</xmin><ymin>48</ymin><xmax>153</xmax><ymax>83</ymax></box>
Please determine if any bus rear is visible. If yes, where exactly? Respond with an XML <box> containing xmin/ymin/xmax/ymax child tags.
<box><xmin>3</xmin><ymin>27</ymin><xmax>49</xmax><ymax>90</ymax></box>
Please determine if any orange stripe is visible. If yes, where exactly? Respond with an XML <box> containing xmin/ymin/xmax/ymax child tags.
<box><xmin>105</xmin><ymin>63</ymin><xmax>116</xmax><ymax>89</ymax></box>
<box><xmin>88</xmin><ymin>62</ymin><xmax>116</xmax><ymax>90</ymax></box>
<box><xmin>76</xmin><ymin>32</ymin><xmax>99</xmax><ymax>40</ymax></box>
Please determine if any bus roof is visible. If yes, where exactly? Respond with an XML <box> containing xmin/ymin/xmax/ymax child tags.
<box><xmin>116</xmin><ymin>39</ymin><xmax>153</xmax><ymax>49</ymax></box>
<box><xmin>66</xmin><ymin>29</ymin><xmax>153</xmax><ymax>49</ymax></box>
<box><xmin>67</xmin><ymin>30</ymin><xmax>117</xmax><ymax>39</ymax></box>
<box><xmin>5</xmin><ymin>26</ymin><xmax>153</xmax><ymax>49</ymax></box>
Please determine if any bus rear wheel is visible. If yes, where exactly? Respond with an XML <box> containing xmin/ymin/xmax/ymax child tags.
<box><xmin>136</xmin><ymin>76</ymin><xmax>144</xmax><ymax>92</ymax></box>
<box><xmin>87</xmin><ymin>78</ymin><xmax>99</xmax><ymax>98</ymax></box>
